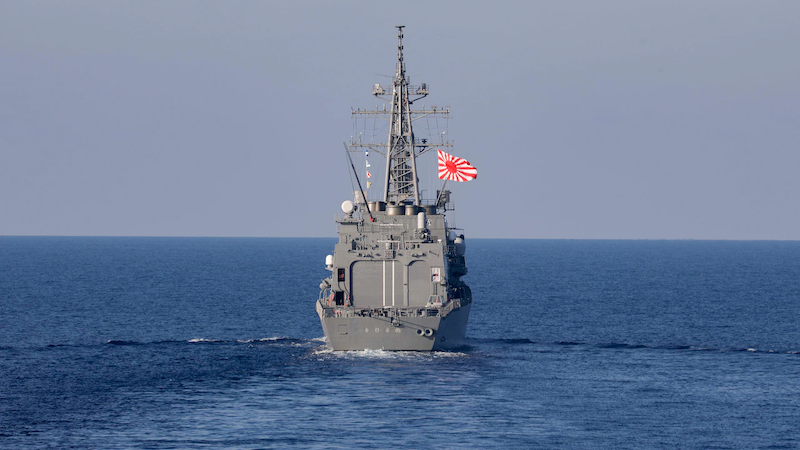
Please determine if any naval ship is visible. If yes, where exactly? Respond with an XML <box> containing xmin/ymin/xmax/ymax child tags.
<box><xmin>316</xmin><ymin>27</ymin><xmax>476</xmax><ymax>351</ymax></box>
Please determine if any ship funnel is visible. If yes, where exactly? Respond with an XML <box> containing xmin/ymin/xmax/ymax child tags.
<box><xmin>386</xmin><ymin>203</ymin><xmax>403</xmax><ymax>216</ymax></box>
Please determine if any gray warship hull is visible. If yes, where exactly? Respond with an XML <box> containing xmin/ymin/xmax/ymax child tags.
<box><xmin>318</xmin><ymin>300</ymin><xmax>471</xmax><ymax>351</ymax></box>
<box><xmin>317</xmin><ymin>27</ymin><xmax>475</xmax><ymax>351</ymax></box>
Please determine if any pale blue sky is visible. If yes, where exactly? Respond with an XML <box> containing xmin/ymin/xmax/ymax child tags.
<box><xmin>1</xmin><ymin>1</ymin><xmax>798</xmax><ymax>239</ymax></box>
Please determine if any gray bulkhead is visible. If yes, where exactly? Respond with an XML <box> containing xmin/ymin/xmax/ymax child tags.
<box><xmin>318</xmin><ymin>205</ymin><xmax>471</xmax><ymax>351</ymax></box>
<box><xmin>332</xmin><ymin>211</ymin><xmax>453</xmax><ymax>308</ymax></box>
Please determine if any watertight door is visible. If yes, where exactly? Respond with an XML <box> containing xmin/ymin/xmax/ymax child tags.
<box><xmin>407</xmin><ymin>260</ymin><xmax>431</xmax><ymax>307</ymax></box>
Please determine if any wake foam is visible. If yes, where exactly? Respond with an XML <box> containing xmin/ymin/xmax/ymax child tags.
<box><xmin>237</xmin><ymin>337</ymin><xmax>291</xmax><ymax>343</ymax></box>
<box><xmin>95</xmin><ymin>338</ymin><xmax>796</xmax><ymax>355</ymax></box>
<box><xmin>103</xmin><ymin>337</ymin><xmax>320</xmax><ymax>347</ymax></box>
<box><xmin>311</xmin><ymin>347</ymin><xmax>468</xmax><ymax>359</ymax></box>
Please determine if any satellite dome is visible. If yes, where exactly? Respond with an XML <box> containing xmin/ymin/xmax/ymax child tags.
<box><xmin>341</xmin><ymin>200</ymin><xmax>355</xmax><ymax>214</ymax></box>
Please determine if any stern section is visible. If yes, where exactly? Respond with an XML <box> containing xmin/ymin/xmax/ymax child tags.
<box><xmin>317</xmin><ymin>300</ymin><xmax>470</xmax><ymax>351</ymax></box>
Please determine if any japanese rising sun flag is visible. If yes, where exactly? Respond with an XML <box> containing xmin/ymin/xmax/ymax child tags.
<box><xmin>438</xmin><ymin>149</ymin><xmax>477</xmax><ymax>182</ymax></box>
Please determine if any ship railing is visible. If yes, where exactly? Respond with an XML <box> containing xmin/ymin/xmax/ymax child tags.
<box><xmin>362</xmin><ymin>84</ymin><xmax>433</xmax><ymax>97</ymax></box>
<box><xmin>358</xmin><ymin>222</ymin><xmax>408</xmax><ymax>234</ymax></box>
<box><xmin>319</xmin><ymin>288</ymin><xmax>332</xmax><ymax>303</ymax></box>
<box><xmin>417</xmin><ymin>200</ymin><xmax>457</xmax><ymax>211</ymax></box>
<box><xmin>334</xmin><ymin>213</ymin><xmax>362</xmax><ymax>223</ymax></box>
<box><xmin>335</xmin><ymin>205</ymin><xmax>457</xmax><ymax>227</ymax></box>
<box><xmin>439</xmin><ymin>298</ymin><xmax>462</xmax><ymax>317</ymax></box>
<box><xmin>318</xmin><ymin>298</ymin><xmax>464</xmax><ymax>319</ymax></box>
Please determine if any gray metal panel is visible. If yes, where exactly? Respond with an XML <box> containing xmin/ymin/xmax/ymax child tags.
<box><xmin>319</xmin><ymin>302</ymin><xmax>471</xmax><ymax>351</ymax></box>
<box><xmin>350</xmin><ymin>261</ymin><xmax>383</xmax><ymax>306</ymax></box>
<box><xmin>408</xmin><ymin>260</ymin><xmax>431</xmax><ymax>306</ymax></box>
<box><xmin>383</xmin><ymin>260</ymin><xmax>403</xmax><ymax>307</ymax></box>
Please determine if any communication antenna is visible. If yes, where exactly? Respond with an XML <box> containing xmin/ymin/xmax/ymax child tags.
<box><xmin>343</xmin><ymin>142</ymin><xmax>374</xmax><ymax>222</ymax></box>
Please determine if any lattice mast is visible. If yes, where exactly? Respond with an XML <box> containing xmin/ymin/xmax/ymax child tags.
<box><xmin>384</xmin><ymin>25</ymin><xmax>419</xmax><ymax>204</ymax></box>
<box><xmin>349</xmin><ymin>26</ymin><xmax>452</xmax><ymax>206</ymax></box>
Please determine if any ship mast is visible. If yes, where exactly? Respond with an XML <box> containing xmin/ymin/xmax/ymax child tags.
<box><xmin>349</xmin><ymin>26</ymin><xmax>453</xmax><ymax>206</ymax></box>
<box><xmin>383</xmin><ymin>26</ymin><xmax>419</xmax><ymax>205</ymax></box>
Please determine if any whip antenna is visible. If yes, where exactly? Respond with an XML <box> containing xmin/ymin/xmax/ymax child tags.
<box><xmin>343</xmin><ymin>142</ymin><xmax>374</xmax><ymax>222</ymax></box>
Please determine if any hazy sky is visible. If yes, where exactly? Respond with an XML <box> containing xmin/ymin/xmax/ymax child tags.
<box><xmin>2</xmin><ymin>1</ymin><xmax>798</xmax><ymax>239</ymax></box>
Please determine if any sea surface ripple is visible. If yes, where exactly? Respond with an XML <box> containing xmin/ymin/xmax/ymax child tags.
<box><xmin>1</xmin><ymin>237</ymin><xmax>798</xmax><ymax>449</ymax></box>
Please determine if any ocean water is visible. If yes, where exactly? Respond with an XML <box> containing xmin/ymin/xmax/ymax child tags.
<box><xmin>1</xmin><ymin>237</ymin><xmax>798</xmax><ymax>449</ymax></box>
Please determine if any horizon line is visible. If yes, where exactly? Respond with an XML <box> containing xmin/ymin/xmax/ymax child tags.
<box><xmin>1</xmin><ymin>235</ymin><xmax>798</xmax><ymax>242</ymax></box>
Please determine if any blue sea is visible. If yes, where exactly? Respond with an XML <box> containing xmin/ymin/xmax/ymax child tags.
<box><xmin>1</xmin><ymin>237</ymin><xmax>798</xmax><ymax>449</ymax></box>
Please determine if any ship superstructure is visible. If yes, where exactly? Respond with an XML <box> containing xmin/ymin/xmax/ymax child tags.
<box><xmin>317</xmin><ymin>27</ymin><xmax>473</xmax><ymax>351</ymax></box>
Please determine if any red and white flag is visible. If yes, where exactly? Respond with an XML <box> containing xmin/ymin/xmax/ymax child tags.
<box><xmin>438</xmin><ymin>149</ymin><xmax>477</xmax><ymax>182</ymax></box>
